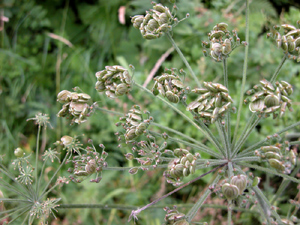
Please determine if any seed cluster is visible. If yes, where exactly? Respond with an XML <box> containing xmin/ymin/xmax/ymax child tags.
<box><xmin>164</xmin><ymin>206</ymin><xmax>189</xmax><ymax>225</ymax></box>
<box><xmin>255</xmin><ymin>142</ymin><xmax>297</xmax><ymax>174</ymax></box>
<box><xmin>57</xmin><ymin>90</ymin><xmax>94</xmax><ymax>124</ymax></box>
<box><xmin>131</xmin><ymin>2</ymin><xmax>175</xmax><ymax>40</ymax></box>
<box><xmin>268</xmin><ymin>22</ymin><xmax>300</xmax><ymax>62</ymax></box>
<box><xmin>152</xmin><ymin>68</ymin><xmax>188</xmax><ymax>103</ymax></box>
<box><xmin>164</xmin><ymin>148</ymin><xmax>199</xmax><ymax>186</ymax></box>
<box><xmin>246</xmin><ymin>79</ymin><xmax>293</xmax><ymax>118</ymax></box>
<box><xmin>67</xmin><ymin>143</ymin><xmax>108</xmax><ymax>183</ymax></box>
<box><xmin>187</xmin><ymin>82</ymin><xmax>233</xmax><ymax>124</ymax></box>
<box><xmin>95</xmin><ymin>65</ymin><xmax>132</xmax><ymax>98</ymax></box>
<box><xmin>202</xmin><ymin>22</ymin><xmax>245</xmax><ymax>61</ymax></box>
<box><xmin>118</xmin><ymin>105</ymin><xmax>153</xmax><ymax>142</ymax></box>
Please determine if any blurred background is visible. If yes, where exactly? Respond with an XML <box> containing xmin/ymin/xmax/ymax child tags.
<box><xmin>1</xmin><ymin>0</ymin><xmax>300</xmax><ymax>224</ymax></box>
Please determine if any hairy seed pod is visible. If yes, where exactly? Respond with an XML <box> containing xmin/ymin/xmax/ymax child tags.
<box><xmin>213</xmin><ymin>22</ymin><xmax>228</xmax><ymax>32</ymax></box>
<box><xmin>264</xmin><ymin>105</ymin><xmax>280</xmax><ymax>113</ymax></box>
<box><xmin>222</xmin><ymin>39</ymin><xmax>232</xmax><ymax>55</ymax></box>
<box><xmin>289</xmin><ymin>151</ymin><xmax>297</xmax><ymax>165</ymax></box>
<box><xmin>282</xmin><ymin>24</ymin><xmax>297</xmax><ymax>31</ymax></box>
<box><xmin>182</xmin><ymin>167</ymin><xmax>190</xmax><ymax>177</ymax></box>
<box><xmin>260</xmin><ymin>79</ymin><xmax>274</xmax><ymax>91</ymax></box>
<box><xmin>212</xmin><ymin>83</ymin><xmax>229</xmax><ymax>93</ymax></box>
<box><xmin>252</xmin><ymin>177</ymin><xmax>261</xmax><ymax>187</ymax></box>
<box><xmin>222</xmin><ymin>183</ymin><xmax>239</xmax><ymax>200</ymax></box>
<box><xmin>74</xmin><ymin>170</ymin><xmax>89</xmax><ymax>176</ymax></box>
<box><xmin>249</xmin><ymin>99</ymin><xmax>264</xmax><ymax>112</ymax></box>
<box><xmin>210</xmin><ymin>30</ymin><xmax>225</xmax><ymax>39</ymax></box>
<box><xmin>281</xmin><ymin>35</ymin><xmax>288</xmax><ymax>51</ymax></box>
<box><xmin>186</xmin><ymin>101</ymin><xmax>201</xmax><ymax>111</ymax></box>
<box><xmin>57</xmin><ymin>90</ymin><xmax>72</xmax><ymax>103</ymax></box>
<box><xmin>135</xmin><ymin>122</ymin><xmax>147</xmax><ymax>136</ymax></box>
<box><xmin>264</xmin><ymin>151</ymin><xmax>281</xmax><ymax>160</ymax></box>
<box><xmin>220</xmin><ymin>92</ymin><xmax>233</xmax><ymax>102</ymax></box>
<box><xmin>61</xmin><ymin>136</ymin><xmax>73</xmax><ymax>147</ymax></box>
<box><xmin>85</xmin><ymin>159</ymin><xmax>97</xmax><ymax>174</ymax></box>
<box><xmin>192</xmin><ymin>88</ymin><xmax>209</xmax><ymax>94</ymax></box>
<box><xmin>261</xmin><ymin>146</ymin><xmax>281</xmax><ymax>153</ymax></box>
<box><xmin>264</xmin><ymin>94</ymin><xmax>279</xmax><ymax>107</ymax></box>
<box><xmin>230</xmin><ymin>174</ymin><xmax>247</xmax><ymax>195</ymax></box>
<box><xmin>174</xmin><ymin>148</ymin><xmax>189</xmax><ymax>157</ymax></box>
<box><xmin>166</xmin><ymin>91</ymin><xmax>180</xmax><ymax>103</ymax></box>
<box><xmin>129</xmin><ymin>167</ymin><xmax>139</xmax><ymax>175</ymax></box>
<box><xmin>14</xmin><ymin>147</ymin><xmax>24</xmax><ymax>158</ymax></box>
<box><xmin>131</xmin><ymin>15</ymin><xmax>144</xmax><ymax>29</ymax></box>
<box><xmin>268</xmin><ymin>158</ymin><xmax>285</xmax><ymax>171</ymax></box>
<box><xmin>125</xmin><ymin>129</ymin><xmax>137</xmax><ymax>141</ymax></box>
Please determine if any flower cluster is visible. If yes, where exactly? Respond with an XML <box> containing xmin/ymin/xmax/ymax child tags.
<box><xmin>268</xmin><ymin>23</ymin><xmax>300</xmax><ymax>62</ymax></box>
<box><xmin>187</xmin><ymin>82</ymin><xmax>233</xmax><ymax>124</ymax></box>
<box><xmin>29</xmin><ymin>198</ymin><xmax>60</xmax><ymax>224</ymax></box>
<box><xmin>202</xmin><ymin>22</ymin><xmax>245</xmax><ymax>61</ymax></box>
<box><xmin>66</xmin><ymin>141</ymin><xmax>108</xmax><ymax>183</ymax></box>
<box><xmin>152</xmin><ymin>68</ymin><xmax>189</xmax><ymax>103</ymax></box>
<box><xmin>246</xmin><ymin>79</ymin><xmax>293</xmax><ymax>118</ymax></box>
<box><xmin>164</xmin><ymin>206</ymin><xmax>189</xmax><ymax>225</ymax></box>
<box><xmin>131</xmin><ymin>2</ymin><xmax>175</xmax><ymax>40</ymax></box>
<box><xmin>118</xmin><ymin>105</ymin><xmax>153</xmax><ymax>142</ymax></box>
<box><xmin>164</xmin><ymin>148</ymin><xmax>199</xmax><ymax>186</ymax></box>
<box><xmin>255</xmin><ymin>142</ymin><xmax>297</xmax><ymax>174</ymax></box>
<box><xmin>57</xmin><ymin>90</ymin><xmax>94</xmax><ymax>124</ymax></box>
<box><xmin>95</xmin><ymin>65</ymin><xmax>133</xmax><ymax>98</ymax></box>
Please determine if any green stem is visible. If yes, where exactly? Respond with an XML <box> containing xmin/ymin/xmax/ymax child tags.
<box><xmin>232</xmin><ymin>112</ymin><xmax>257</xmax><ymax>151</ymax></box>
<box><xmin>237</xmin><ymin>162</ymin><xmax>300</xmax><ymax>184</ymax></box>
<box><xmin>151</xmin><ymin>122</ymin><xmax>203</xmax><ymax>146</ymax></box>
<box><xmin>149</xmin><ymin>130</ymin><xmax>222</xmax><ymax>158</ymax></box>
<box><xmin>215</xmin><ymin>120</ymin><xmax>228</xmax><ymax>158</ymax></box>
<box><xmin>232</xmin><ymin>113</ymin><xmax>262</xmax><ymax>157</ymax></box>
<box><xmin>186</xmin><ymin>172</ymin><xmax>223</xmax><ymax>222</ymax></box>
<box><xmin>227</xmin><ymin>200</ymin><xmax>232</xmax><ymax>225</ymax></box>
<box><xmin>233</xmin><ymin>0</ymin><xmax>250</xmax><ymax>147</ymax></box>
<box><xmin>270</xmin><ymin>54</ymin><xmax>287</xmax><ymax>83</ymax></box>
<box><xmin>276</xmin><ymin>121</ymin><xmax>300</xmax><ymax>135</ymax></box>
<box><xmin>35</xmin><ymin>125</ymin><xmax>41</xmax><ymax>195</ymax></box>
<box><xmin>251</xmin><ymin>186</ymin><xmax>282</xmax><ymax>223</ymax></box>
<box><xmin>39</xmin><ymin>152</ymin><xmax>70</xmax><ymax>200</ymax></box>
<box><xmin>165</xmin><ymin>32</ymin><xmax>201</xmax><ymax>87</ymax></box>
<box><xmin>227</xmin><ymin>161</ymin><xmax>234</xmax><ymax>178</ymax></box>
<box><xmin>231</xmin><ymin>156</ymin><xmax>260</xmax><ymax>162</ymax></box>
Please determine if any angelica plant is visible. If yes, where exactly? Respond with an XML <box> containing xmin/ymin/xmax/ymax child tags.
<box><xmin>2</xmin><ymin>1</ymin><xmax>300</xmax><ymax>224</ymax></box>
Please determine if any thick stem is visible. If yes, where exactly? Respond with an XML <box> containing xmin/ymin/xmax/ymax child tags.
<box><xmin>233</xmin><ymin>0</ymin><xmax>250</xmax><ymax>147</ymax></box>
<box><xmin>165</xmin><ymin>32</ymin><xmax>201</xmax><ymax>87</ymax></box>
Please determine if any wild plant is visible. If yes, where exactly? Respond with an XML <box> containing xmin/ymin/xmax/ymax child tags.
<box><xmin>1</xmin><ymin>0</ymin><xmax>300</xmax><ymax>224</ymax></box>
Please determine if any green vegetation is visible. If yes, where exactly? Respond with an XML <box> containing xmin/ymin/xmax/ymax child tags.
<box><xmin>1</xmin><ymin>0</ymin><xmax>300</xmax><ymax>224</ymax></box>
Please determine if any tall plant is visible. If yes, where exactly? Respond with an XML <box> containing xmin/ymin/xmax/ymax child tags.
<box><xmin>1</xmin><ymin>0</ymin><xmax>300</xmax><ymax>224</ymax></box>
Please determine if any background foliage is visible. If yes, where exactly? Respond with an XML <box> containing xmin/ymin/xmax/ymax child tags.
<box><xmin>1</xmin><ymin>0</ymin><xmax>300</xmax><ymax>224</ymax></box>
